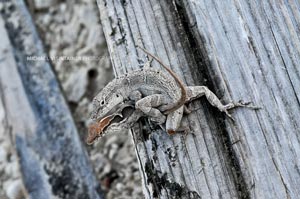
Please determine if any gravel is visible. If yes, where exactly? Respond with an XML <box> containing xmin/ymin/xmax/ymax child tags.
<box><xmin>33</xmin><ymin>0</ymin><xmax>143</xmax><ymax>198</ymax></box>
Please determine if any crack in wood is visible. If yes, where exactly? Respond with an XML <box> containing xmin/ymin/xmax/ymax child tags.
<box><xmin>145</xmin><ymin>160</ymin><xmax>201</xmax><ymax>199</ymax></box>
<box><xmin>172</xmin><ymin>1</ymin><xmax>251</xmax><ymax>198</ymax></box>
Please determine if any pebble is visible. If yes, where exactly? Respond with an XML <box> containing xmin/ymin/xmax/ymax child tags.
<box><xmin>42</xmin><ymin>14</ymin><xmax>52</xmax><ymax>25</ymax></box>
<box><xmin>5</xmin><ymin>179</ymin><xmax>24</xmax><ymax>199</ymax></box>
<box><xmin>105</xmin><ymin>136</ymin><xmax>119</xmax><ymax>147</ymax></box>
<box><xmin>33</xmin><ymin>0</ymin><xmax>58</xmax><ymax>10</ymax></box>
<box><xmin>115</xmin><ymin>182</ymin><xmax>124</xmax><ymax>191</ymax></box>
<box><xmin>108</xmin><ymin>144</ymin><xmax>119</xmax><ymax>159</ymax></box>
<box><xmin>60</xmin><ymin>3</ymin><xmax>67</xmax><ymax>12</ymax></box>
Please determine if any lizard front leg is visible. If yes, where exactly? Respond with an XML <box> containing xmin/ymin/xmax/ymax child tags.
<box><xmin>135</xmin><ymin>94</ymin><xmax>168</xmax><ymax>124</ymax></box>
<box><xmin>186</xmin><ymin>86</ymin><xmax>259</xmax><ymax>121</ymax></box>
<box><xmin>165</xmin><ymin>106</ymin><xmax>184</xmax><ymax>135</ymax></box>
<box><xmin>129</xmin><ymin>90</ymin><xmax>142</xmax><ymax>101</ymax></box>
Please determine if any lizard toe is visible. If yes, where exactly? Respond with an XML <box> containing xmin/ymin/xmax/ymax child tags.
<box><xmin>150</xmin><ymin>115</ymin><xmax>166</xmax><ymax>124</ymax></box>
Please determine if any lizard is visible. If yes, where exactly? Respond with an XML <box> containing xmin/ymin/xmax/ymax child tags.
<box><xmin>90</xmin><ymin>46</ymin><xmax>188</xmax><ymax>137</ymax></box>
<box><xmin>87</xmin><ymin>46</ymin><xmax>259</xmax><ymax>144</ymax></box>
<box><xmin>86</xmin><ymin>102</ymin><xmax>137</xmax><ymax>145</ymax></box>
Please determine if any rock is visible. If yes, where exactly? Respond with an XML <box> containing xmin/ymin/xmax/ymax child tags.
<box><xmin>59</xmin><ymin>3</ymin><xmax>66</xmax><ymax>12</ymax></box>
<box><xmin>104</xmin><ymin>136</ymin><xmax>119</xmax><ymax>148</ymax></box>
<box><xmin>102</xmin><ymin>163</ymin><xmax>112</xmax><ymax>177</ymax></box>
<box><xmin>115</xmin><ymin>182</ymin><xmax>124</xmax><ymax>192</ymax></box>
<box><xmin>33</xmin><ymin>0</ymin><xmax>58</xmax><ymax>10</ymax></box>
<box><xmin>108</xmin><ymin>144</ymin><xmax>118</xmax><ymax>160</ymax></box>
<box><xmin>90</xmin><ymin>153</ymin><xmax>109</xmax><ymax>173</ymax></box>
<box><xmin>5</xmin><ymin>179</ymin><xmax>24</xmax><ymax>199</ymax></box>
<box><xmin>41</xmin><ymin>13</ymin><xmax>52</xmax><ymax>25</ymax></box>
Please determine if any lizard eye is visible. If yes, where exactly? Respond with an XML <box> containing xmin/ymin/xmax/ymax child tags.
<box><xmin>116</xmin><ymin>94</ymin><xmax>119</xmax><ymax>97</ymax></box>
<box><xmin>100</xmin><ymin>100</ymin><xmax>105</xmax><ymax>106</ymax></box>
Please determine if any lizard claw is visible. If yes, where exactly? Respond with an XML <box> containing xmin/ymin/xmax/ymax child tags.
<box><xmin>237</xmin><ymin>101</ymin><xmax>262</xmax><ymax>110</ymax></box>
<box><xmin>238</xmin><ymin>100</ymin><xmax>251</xmax><ymax>105</ymax></box>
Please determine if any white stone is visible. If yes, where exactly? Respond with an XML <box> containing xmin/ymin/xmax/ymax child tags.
<box><xmin>108</xmin><ymin>144</ymin><xmax>118</xmax><ymax>159</ymax></box>
<box><xmin>34</xmin><ymin>0</ymin><xmax>58</xmax><ymax>10</ymax></box>
<box><xmin>60</xmin><ymin>3</ymin><xmax>66</xmax><ymax>12</ymax></box>
<box><xmin>5</xmin><ymin>179</ymin><xmax>24</xmax><ymax>199</ymax></box>
<box><xmin>116</xmin><ymin>182</ymin><xmax>124</xmax><ymax>191</ymax></box>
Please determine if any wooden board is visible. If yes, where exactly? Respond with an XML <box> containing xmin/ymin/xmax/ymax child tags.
<box><xmin>97</xmin><ymin>0</ymin><xmax>300</xmax><ymax>198</ymax></box>
<box><xmin>179</xmin><ymin>0</ymin><xmax>300</xmax><ymax>198</ymax></box>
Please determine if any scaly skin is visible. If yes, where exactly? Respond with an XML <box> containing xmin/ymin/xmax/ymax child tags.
<box><xmin>90</xmin><ymin>47</ymin><xmax>187</xmax><ymax>122</ymax></box>
<box><xmin>136</xmin><ymin>46</ymin><xmax>187</xmax><ymax>114</ymax></box>
<box><xmin>88</xmin><ymin>47</ymin><xmax>187</xmax><ymax>144</ymax></box>
<box><xmin>87</xmin><ymin>47</ymin><xmax>261</xmax><ymax>144</ymax></box>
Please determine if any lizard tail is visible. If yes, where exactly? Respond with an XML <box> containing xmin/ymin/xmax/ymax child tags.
<box><xmin>137</xmin><ymin>46</ymin><xmax>186</xmax><ymax>114</ymax></box>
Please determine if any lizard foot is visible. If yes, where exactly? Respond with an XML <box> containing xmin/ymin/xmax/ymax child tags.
<box><xmin>223</xmin><ymin>101</ymin><xmax>261</xmax><ymax>121</ymax></box>
<box><xmin>224</xmin><ymin>100</ymin><xmax>262</xmax><ymax>110</ymax></box>
<box><xmin>150</xmin><ymin>115</ymin><xmax>166</xmax><ymax>124</ymax></box>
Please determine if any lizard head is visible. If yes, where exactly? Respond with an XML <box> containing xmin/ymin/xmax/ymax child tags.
<box><xmin>87</xmin><ymin>101</ymin><xmax>135</xmax><ymax>144</ymax></box>
<box><xmin>91</xmin><ymin>78</ymin><xmax>127</xmax><ymax>121</ymax></box>
<box><xmin>86</xmin><ymin>114</ymin><xmax>120</xmax><ymax>145</ymax></box>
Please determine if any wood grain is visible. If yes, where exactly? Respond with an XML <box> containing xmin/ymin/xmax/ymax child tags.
<box><xmin>179</xmin><ymin>0</ymin><xmax>300</xmax><ymax>198</ymax></box>
<box><xmin>97</xmin><ymin>0</ymin><xmax>300</xmax><ymax>198</ymax></box>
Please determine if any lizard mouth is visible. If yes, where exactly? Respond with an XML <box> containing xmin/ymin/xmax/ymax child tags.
<box><xmin>86</xmin><ymin>102</ymin><xmax>135</xmax><ymax>145</ymax></box>
<box><xmin>99</xmin><ymin>100</ymin><xmax>134</xmax><ymax>120</ymax></box>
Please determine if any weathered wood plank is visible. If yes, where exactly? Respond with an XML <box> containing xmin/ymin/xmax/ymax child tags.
<box><xmin>177</xmin><ymin>0</ymin><xmax>300</xmax><ymax>198</ymax></box>
<box><xmin>96</xmin><ymin>0</ymin><xmax>257</xmax><ymax>198</ymax></box>
<box><xmin>98</xmin><ymin>0</ymin><xmax>300</xmax><ymax>198</ymax></box>
<box><xmin>0</xmin><ymin>1</ymin><xmax>104</xmax><ymax>198</ymax></box>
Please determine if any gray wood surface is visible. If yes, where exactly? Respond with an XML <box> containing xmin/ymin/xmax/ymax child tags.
<box><xmin>179</xmin><ymin>1</ymin><xmax>300</xmax><ymax>198</ymax></box>
<box><xmin>97</xmin><ymin>0</ymin><xmax>300</xmax><ymax>198</ymax></box>
<box><xmin>0</xmin><ymin>1</ymin><xmax>104</xmax><ymax>199</ymax></box>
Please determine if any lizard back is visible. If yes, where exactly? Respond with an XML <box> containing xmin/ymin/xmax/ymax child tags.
<box><xmin>91</xmin><ymin>68</ymin><xmax>182</xmax><ymax>120</ymax></box>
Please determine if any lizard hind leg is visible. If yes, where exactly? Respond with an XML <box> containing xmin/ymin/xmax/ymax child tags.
<box><xmin>135</xmin><ymin>94</ymin><xmax>169</xmax><ymax>124</ymax></box>
<box><xmin>186</xmin><ymin>86</ymin><xmax>260</xmax><ymax>121</ymax></box>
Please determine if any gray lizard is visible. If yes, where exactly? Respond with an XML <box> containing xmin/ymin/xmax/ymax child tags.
<box><xmin>88</xmin><ymin>47</ymin><xmax>258</xmax><ymax>144</ymax></box>
<box><xmin>91</xmin><ymin>46</ymin><xmax>188</xmax><ymax>135</ymax></box>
